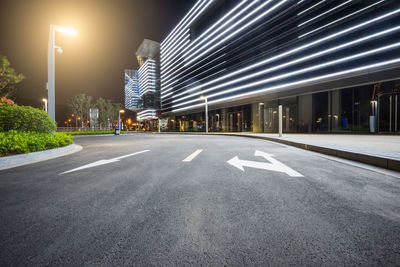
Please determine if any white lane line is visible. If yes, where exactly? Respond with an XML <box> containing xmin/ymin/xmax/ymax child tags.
<box><xmin>182</xmin><ymin>149</ymin><xmax>203</xmax><ymax>162</ymax></box>
<box><xmin>59</xmin><ymin>150</ymin><xmax>150</xmax><ymax>175</ymax></box>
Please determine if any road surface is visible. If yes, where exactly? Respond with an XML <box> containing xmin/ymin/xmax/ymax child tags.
<box><xmin>1</xmin><ymin>134</ymin><xmax>399</xmax><ymax>265</ymax></box>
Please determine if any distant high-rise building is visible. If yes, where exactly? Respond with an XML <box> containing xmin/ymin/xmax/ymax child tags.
<box><xmin>135</xmin><ymin>39</ymin><xmax>160</xmax><ymax>67</ymax></box>
<box><xmin>124</xmin><ymin>39</ymin><xmax>161</xmax><ymax>123</ymax></box>
<box><xmin>124</xmin><ymin>69</ymin><xmax>141</xmax><ymax>110</ymax></box>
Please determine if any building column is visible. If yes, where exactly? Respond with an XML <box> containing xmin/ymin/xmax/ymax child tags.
<box><xmin>222</xmin><ymin>108</ymin><xmax>228</xmax><ymax>132</ymax></box>
<box><xmin>251</xmin><ymin>103</ymin><xmax>261</xmax><ymax>132</ymax></box>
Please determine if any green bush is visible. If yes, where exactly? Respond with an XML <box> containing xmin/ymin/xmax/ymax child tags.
<box><xmin>64</xmin><ymin>130</ymin><xmax>124</xmax><ymax>135</ymax></box>
<box><xmin>0</xmin><ymin>131</ymin><xmax>73</xmax><ymax>156</ymax></box>
<box><xmin>0</xmin><ymin>104</ymin><xmax>56</xmax><ymax>133</ymax></box>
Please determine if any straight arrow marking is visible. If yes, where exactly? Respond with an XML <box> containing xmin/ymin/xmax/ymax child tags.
<box><xmin>59</xmin><ymin>149</ymin><xmax>150</xmax><ymax>175</ymax></box>
<box><xmin>227</xmin><ymin>150</ymin><xmax>303</xmax><ymax>177</ymax></box>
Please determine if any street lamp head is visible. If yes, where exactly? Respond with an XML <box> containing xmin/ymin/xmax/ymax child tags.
<box><xmin>56</xmin><ymin>27</ymin><xmax>78</xmax><ymax>37</ymax></box>
<box><xmin>42</xmin><ymin>98</ymin><xmax>47</xmax><ymax>102</ymax></box>
<box><xmin>200</xmin><ymin>95</ymin><xmax>207</xmax><ymax>101</ymax></box>
<box><xmin>119</xmin><ymin>110</ymin><xmax>125</xmax><ymax>113</ymax></box>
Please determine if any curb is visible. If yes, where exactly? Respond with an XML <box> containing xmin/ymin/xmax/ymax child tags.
<box><xmin>0</xmin><ymin>144</ymin><xmax>83</xmax><ymax>171</ymax></box>
<box><xmin>155</xmin><ymin>132</ymin><xmax>400</xmax><ymax>172</ymax></box>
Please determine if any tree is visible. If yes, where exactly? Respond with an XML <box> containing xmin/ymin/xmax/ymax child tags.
<box><xmin>95</xmin><ymin>97</ymin><xmax>108</xmax><ymax>128</ymax></box>
<box><xmin>67</xmin><ymin>93</ymin><xmax>92</xmax><ymax>127</ymax></box>
<box><xmin>95</xmin><ymin>97</ymin><xmax>122</xmax><ymax>128</ymax></box>
<box><xmin>0</xmin><ymin>55</ymin><xmax>25</xmax><ymax>99</ymax></box>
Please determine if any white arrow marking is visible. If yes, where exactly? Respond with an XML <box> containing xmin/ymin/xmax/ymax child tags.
<box><xmin>227</xmin><ymin>150</ymin><xmax>303</xmax><ymax>177</ymax></box>
<box><xmin>59</xmin><ymin>150</ymin><xmax>150</xmax><ymax>175</ymax></box>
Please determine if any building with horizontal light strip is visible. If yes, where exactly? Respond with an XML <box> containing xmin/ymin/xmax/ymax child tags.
<box><xmin>124</xmin><ymin>39</ymin><xmax>161</xmax><ymax>127</ymax></box>
<box><xmin>138</xmin><ymin>59</ymin><xmax>157</xmax><ymax>96</ymax></box>
<box><xmin>137</xmin><ymin>109</ymin><xmax>158</xmax><ymax>121</ymax></box>
<box><xmin>160</xmin><ymin>0</ymin><xmax>400</xmax><ymax>133</ymax></box>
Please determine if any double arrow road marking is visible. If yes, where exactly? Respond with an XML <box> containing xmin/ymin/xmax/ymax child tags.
<box><xmin>227</xmin><ymin>150</ymin><xmax>303</xmax><ymax>177</ymax></box>
<box><xmin>59</xmin><ymin>150</ymin><xmax>150</xmax><ymax>175</ymax></box>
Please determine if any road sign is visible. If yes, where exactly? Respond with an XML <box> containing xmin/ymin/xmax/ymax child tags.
<box><xmin>227</xmin><ymin>150</ymin><xmax>303</xmax><ymax>177</ymax></box>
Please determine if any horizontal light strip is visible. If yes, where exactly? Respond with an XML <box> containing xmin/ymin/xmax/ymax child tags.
<box><xmin>162</xmin><ymin>0</ymin><xmax>213</xmax><ymax>53</ymax></box>
<box><xmin>162</xmin><ymin>0</ymin><xmax>206</xmax><ymax>47</ymax></box>
<box><xmin>298</xmin><ymin>0</ymin><xmax>385</xmax><ymax>38</ymax></box>
<box><xmin>161</xmin><ymin>68</ymin><xmax>226</xmax><ymax>99</ymax></box>
<box><xmin>172</xmin><ymin>57</ymin><xmax>400</xmax><ymax>112</ymax></box>
<box><xmin>297</xmin><ymin>0</ymin><xmax>325</xmax><ymax>16</ymax></box>
<box><xmin>137</xmin><ymin>109</ymin><xmax>156</xmax><ymax>115</ymax></box>
<box><xmin>161</xmin><ymin>0</ymin><xmax>255</xmax><ymax>72</ymax></box>
<box><xmin>161</xmin><ymin>52</ymin><xmax>226</xmax><ymax>94</ymax></box>
<box><xmin>171</xmin><ymin>25</ymin><xmax>400</xmax><ymax>103</ymax></box>
<box><xmin>166</xmin><ymin>8</ymin><xmax>400</xmax><ymax>100</ymax></box>
<box><xmin>298</xmin><ymin>0</ymin><xmax>352</xmax><ymax>27</ymax></box>
<box><xmin>172</xmin><ymin>41</ymin><xmax>400</xmax><ymax>108</ymax></box>
<box><xmin>161</xmin><ymin>39</ymin><xmax>190</xmax><ymax>70</ymax></box>
<box><xmin>161</xmin><ymin>0</ymin><xmax>276</xmax><ymax>85</ymax></box>
<box><xmin>160</xmin><ymin>33</ymin><xmax>190</xmax><ymax>64</ymax></box>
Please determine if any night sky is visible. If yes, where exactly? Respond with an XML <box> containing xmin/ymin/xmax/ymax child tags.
<box><xmin>0</xmin><ymin>0</ymin><xmax>196</xmax><ymax>124</ymax></box>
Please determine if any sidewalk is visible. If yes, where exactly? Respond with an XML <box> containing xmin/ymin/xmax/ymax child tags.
<box><xmin>158</xmin><ymin>132</ymin><xmax>400</xmax><ymax>171</ymax></box>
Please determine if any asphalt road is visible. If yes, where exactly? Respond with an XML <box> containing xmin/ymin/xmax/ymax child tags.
<box><xmin>1</xmin><ymin>133</ymin><xmax>399</xmax><ymax>266</ymax></box>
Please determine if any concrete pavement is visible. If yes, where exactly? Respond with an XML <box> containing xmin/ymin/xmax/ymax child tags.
<box><xmin>0</xmin><ymin>134</ymin><xmax>399</xmax><ymax>265</ymax></box>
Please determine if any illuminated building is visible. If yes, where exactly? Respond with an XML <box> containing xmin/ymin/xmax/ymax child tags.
<box><xmin>160</xmin><ymin>0</ymin><xmax>400</xmax><ymax>133</ymax></box>
<box><xmin>124</xmin><ymin>69</ymin><xmax>141</xmax><ymax>110</ymax></box>
<box><xmin>125</xmin><ymin>39</ymin><xmax>161</xmax><ymax>125</ymax></box>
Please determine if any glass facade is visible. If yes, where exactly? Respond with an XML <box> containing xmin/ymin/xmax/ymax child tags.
<box><xmin>124</xmin><ymin>69</ymin><xmax>141</xmax><ymax>110</ymax></box>
<box><xmin>160</xmin><ymin>0</ymin><xmax>400</xmax><ymax>134</ymax></box>
<box><xmin>168</xmin><ymin>79</ymin><xmax>400</xmax><ymax>134</ymax></box>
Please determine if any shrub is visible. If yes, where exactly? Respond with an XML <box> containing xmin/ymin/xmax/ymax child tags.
<box><xmin>0</xmin><ymin>131</ymin><xmax>73</xmax><ymax>156</ymax></box>
<box><xmin>0</xmin><ymin>104</ymin><xmax>56</xmax><ymax>133</ymax></box>
<box><xmin>0</xmin><ymin>96</ymin><xmax>16</xmax><ymax>106</ymax></box>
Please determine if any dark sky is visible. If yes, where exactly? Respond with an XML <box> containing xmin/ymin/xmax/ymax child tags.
<box><xmin>0</xmin><ymin>0</ymin><xmax>196</xmax><ymax>124</ymax></box>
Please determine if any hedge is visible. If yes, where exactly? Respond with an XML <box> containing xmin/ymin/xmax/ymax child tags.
<box><xmin>0</xmin><ymin>104</ymin><xmax>56</xmax><ymax>133</ymax></box>
<box><xmin>0</xmin><ymin>130</ymin><xmax>73</xmax><ymax>156</ymax></box>
<box><xmin>65</xmin><ymin>131</ymin><xmax>125</xmax><ymax>135</ymax></box>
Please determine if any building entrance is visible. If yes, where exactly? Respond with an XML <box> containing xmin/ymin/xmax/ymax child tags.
<box><xmin>379</xmin><ymin>92</ymin><xmax>400</xmax><ymax>133</ymax></box>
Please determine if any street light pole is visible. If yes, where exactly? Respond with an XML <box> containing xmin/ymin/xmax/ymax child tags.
<box><xmin>48</xmin><ymin>24</ymin><xmax>55</xmax><ymax>123</ymax></box>
<box><xmin>200</xmin><ymin>96</ymin><xmax>208</xmax><ymax>133</ymax></box>
<box><xmin>47</xmin><ymin>24</ymin><xmax>77</xmax><ymax>123</ymax></box>
<box><xmin>119</xmin><ymin>110</ymin><xmax>125</xmax><ymax>131</ymax></box>
<box><xmin>42</xmin><ymin>98</ymin><xmax>48</xmax><ymax>113</ymax></box>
